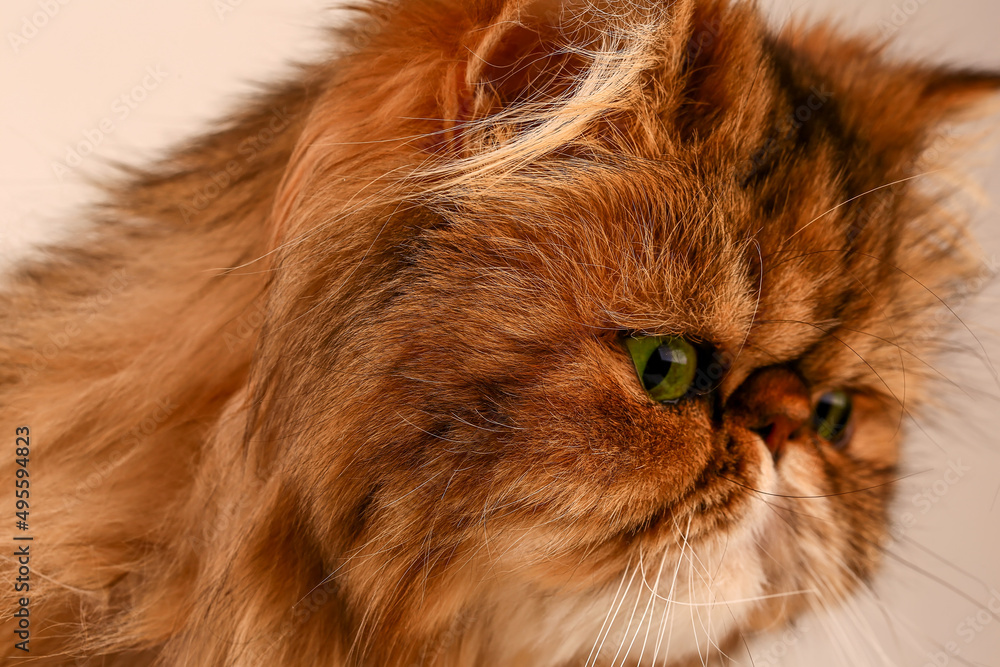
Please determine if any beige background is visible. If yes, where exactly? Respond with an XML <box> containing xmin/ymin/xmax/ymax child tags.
<box><xmin>1</xmin><ymin>1</ymin><xmax>998</xmax><ymax>665</ymax></box>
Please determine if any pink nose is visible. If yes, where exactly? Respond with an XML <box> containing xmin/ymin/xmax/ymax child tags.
<box><xmin>728</xmin><ymin>366</ymin><xmax>811</xmax><ymax>459</ymax></box>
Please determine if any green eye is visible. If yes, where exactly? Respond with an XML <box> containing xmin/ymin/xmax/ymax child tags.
<box><xmin>812</xmin><ymin>390</ymin><xmax>853</xmax><ymax>446</ymax></box>
<box><xmin>625</xmin><ymin>336</ymin><xmax>698</xmax><ymax>403</ymax></box>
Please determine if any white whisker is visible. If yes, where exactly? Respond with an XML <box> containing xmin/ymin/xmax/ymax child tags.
<box><xmin>636</xmin><ymin>548</ymin><xmax>669</xmax><ymax>667</ymax></box>
<box><xmin>588</xmin><ymin>559</ymin><xmax>639</xmax><ymax>667</ymax></box>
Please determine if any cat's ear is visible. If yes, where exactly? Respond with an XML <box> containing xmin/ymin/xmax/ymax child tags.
<box><xmin>445</xmin><ymin>0</ymin><xmax>566</xmax><ymax>115</ymax></box>
<box><xmin>271</xmin><ymin>0</ymin><xmax>592</xmax><ymax>237</ymax></box>
<box><xmin>436</xmin><ymin>0</ymin><xmax>594</xmax><ymax>153</ymax></box>
<box><xmin>778</xmin><ymin>25</ymin><xmax>1000</xmax><ymax>166</ymax></box>
<box><xmin>868</xmin><ymin>66</ymin><xmax>1000</xmax><ymax>166</ymax></box>
<box><xmin>918</xmin><ymin>68</ymin><xmax>1000</xmax><ymax>119</ymax></box>
<box><xmin>856</xmin><ymin>65</ymin><xmax>1000</xmax><ymax>169</ymax></box>
<box><xmin>874</xmin><ymin>66</ymin><xmax>1000</xmax><ymax>162</ymax></box>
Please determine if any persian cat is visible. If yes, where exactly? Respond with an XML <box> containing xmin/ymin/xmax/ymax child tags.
<box><xmin>2</xmin><ymin>0</ymin><xmax>998</xmax><ymax>665</ymax></box>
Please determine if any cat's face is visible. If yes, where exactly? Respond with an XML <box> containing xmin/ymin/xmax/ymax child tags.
<box><xmin>382</xmin><ymin>153</ymin><xmax>906</xmax><ymax>660</ymax></box>
<box><xmin>253</xmin><ymin>0</ymin><xmax>998</xmax><ymax>662</ymax></box>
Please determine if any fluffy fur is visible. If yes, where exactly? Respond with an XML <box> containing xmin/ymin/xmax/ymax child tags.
<box><xmin>2</xmin><ymin>0</ymin><xmax>998</xmax><ymax>665</ymax></box>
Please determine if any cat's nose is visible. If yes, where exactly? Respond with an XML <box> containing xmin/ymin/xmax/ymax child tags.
<box><xmin>729</xmin><ymin>366</ymin><xmax>811</xmax><ymax>460</ymax></box>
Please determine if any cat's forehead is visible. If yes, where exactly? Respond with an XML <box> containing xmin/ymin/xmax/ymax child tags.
<box><xmin>441</xmin><ymin>163</ymin><xmax>865</xmax><ymax>352</ymax></box>
<box><xmin>444</xmin><ymin>41</ymin><xmax>898</xmax><ymax>328</ymax></box>
<box><xmin>430</xmin><ymin>140</ymin><xmax>929</xmax><ymax>400</ymax></box>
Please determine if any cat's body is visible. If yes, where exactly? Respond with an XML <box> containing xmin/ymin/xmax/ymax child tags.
<box><xmin>1</xmin><ymin>0</ymin><xmax>997</xmax><ymax>665</ymax></box>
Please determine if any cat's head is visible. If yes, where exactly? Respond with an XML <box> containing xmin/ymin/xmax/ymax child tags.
<box><xmin>246</xmin><ymin>0</ymin><xmax>999</xmax><ymax>662</ymax></box>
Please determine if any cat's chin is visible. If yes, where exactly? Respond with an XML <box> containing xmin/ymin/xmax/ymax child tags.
<box><xmin>567</xmin><ymin>434</ymin><xmax>827</xmax><ymax>666</ymax></box>
<box><xmin>498</xmin><ymin>502</ymin><xmax>775</xmax><ymax>667</ymax></box>
<box><xmin>481</xmin><ymin>434</ymin><xmax>800</xmax><ymax>666</ymax></box>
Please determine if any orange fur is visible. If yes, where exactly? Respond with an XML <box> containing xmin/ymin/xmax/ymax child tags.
<box><xmin>1</xmin><ymin>0</ymin><xmax>998</xmax><ymax>665</ymax></box>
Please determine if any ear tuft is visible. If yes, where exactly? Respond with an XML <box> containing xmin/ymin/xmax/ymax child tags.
<box><xmin>441</xmin><ymin>0</ymin><xmax>593</xmax><ymax>151</ymax></box>
<box><xmin>920</xmin><ymin>67</ymin><xmax>1000</xmax><ymax>116</ymax></box>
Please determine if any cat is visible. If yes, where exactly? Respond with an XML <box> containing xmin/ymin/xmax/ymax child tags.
<box><xmin>1</xmin><ymin>0</ymin><xmax>998</xmax><ymax>665</ymax></box>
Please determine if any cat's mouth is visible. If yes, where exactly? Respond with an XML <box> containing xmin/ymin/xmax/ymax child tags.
<box><xmin>623</xmin><ymin>430</ymin><xmax>771</xmax><ymax>545</ymax></box>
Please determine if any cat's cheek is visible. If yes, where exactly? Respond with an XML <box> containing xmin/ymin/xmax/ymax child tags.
<box><xmin>840</xmin><ymin>393</ymin><xmax>903</xmax><ymax>467</ymax></box>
